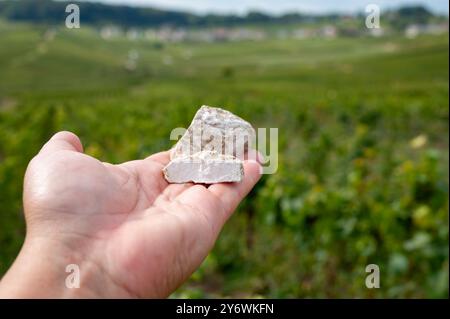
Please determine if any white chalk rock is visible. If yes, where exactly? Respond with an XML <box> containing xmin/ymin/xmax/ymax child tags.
<box><xmin>163</xmin><ymin>151</ymin><xmax>243</xmax><ymax>184</ymax></box>
<box><xmin>170</xmin><ymin>105</ymin><xmax>256</xmax><ymax>160</ymax></box>
<box><xmin>163</xmin><ymin>105</ymin><xmax>255</xmax><ymax>184</ymax></box>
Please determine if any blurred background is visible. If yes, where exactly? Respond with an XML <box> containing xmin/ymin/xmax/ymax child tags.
<box><xmin>0</xmin><ymin>0</ymin><xmax>448</xmax><ymax>298</ymax></box>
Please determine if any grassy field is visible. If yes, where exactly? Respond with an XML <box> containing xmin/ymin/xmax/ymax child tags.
<box><xmin>0</xmin><ymin>21</ymin><xmax>448</xmax><ymax>298</ymax></box>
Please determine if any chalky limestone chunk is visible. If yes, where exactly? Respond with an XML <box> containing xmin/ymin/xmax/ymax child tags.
<box><xmin>163</xmin><ymin>151</ymin><xmax>244</xmax><ymax>184</ymax></box>
<box><xmin>163</xmin><ymin>105</ymin><xmax>256</xmax><ymax>184</ymax></box>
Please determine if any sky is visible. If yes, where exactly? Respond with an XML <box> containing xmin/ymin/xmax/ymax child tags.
<box><xmin>78</xmin><ymin>0</ymin><xmax>449</xmax><ymax>15</ymax></box>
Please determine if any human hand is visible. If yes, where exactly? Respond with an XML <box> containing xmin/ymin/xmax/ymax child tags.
<box><xmin>0</xmin><ymin>131</ymin><xmax>261</xmax><ymax>298</ymax></box>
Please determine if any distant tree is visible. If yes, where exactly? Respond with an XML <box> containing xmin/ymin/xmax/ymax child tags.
<box><xmin>387</xmin><ymin>5</ymin><xmax>434</xmax><ymax>30</ymax></box>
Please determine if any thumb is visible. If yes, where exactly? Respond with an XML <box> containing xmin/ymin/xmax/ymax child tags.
<box><xmin>39</xmin><ymin>131</ymin><xmax>84</xmax><ymax>155</ymax></box>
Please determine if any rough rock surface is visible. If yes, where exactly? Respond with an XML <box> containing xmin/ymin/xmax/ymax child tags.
<box><xmin>170</xmin><ymin>105</ymin><xmax>256</xmax><ymax>160</ymax></box>
<box><xmin>163</xmin><ymin>105</ymin><xmax>255</xmax><ymax>184</ymax></box>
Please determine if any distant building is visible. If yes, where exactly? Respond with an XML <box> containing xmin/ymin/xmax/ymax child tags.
<box><xmin>100</xmin><ymin>26</ymin><xmax>122</xmax><ymax>39</ymax></box>
<box><xmin>320</xmin><ymin>25</ymin><xmax>337</xmax><ymax>38</ymax></box>
<box><xmin>126</xmin><ymin>29</ymin><xmax>140</xmax><ymax>41</ymax></box>
<box><xmin>405</xmin><ymin>24</ymin><xmax>420</xmax><ymax>38</ymax></box>
<box><xmin>369</xmin><ymin>27</ymin><xmax>385</xmax><ymax>37</ymax></box>
<box><xmin>405</xmin><ymin>23</ymin><xmax>448</xmax><ymax>38</ymax></box>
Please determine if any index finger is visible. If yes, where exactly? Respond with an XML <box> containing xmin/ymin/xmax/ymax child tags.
<box><xmin>174</xmin><ymin>159</ymin><xmax>262</xmax><ymax>237</ymax></box>
<box><xmin>208</xmin><ymin>159</ymin><xmax>262</xmax><ymax>219</ymax></box>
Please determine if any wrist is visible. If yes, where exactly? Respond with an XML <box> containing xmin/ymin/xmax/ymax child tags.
<box><xmin>0</xmin><ymin>234</ymin><xmax>130</xmax><ymax>298</ymax></box>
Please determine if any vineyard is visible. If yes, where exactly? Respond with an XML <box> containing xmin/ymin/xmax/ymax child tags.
<box><xmin>0</xmin><ymin>21</ymin><xmax>448</xmax><ymax>297</ymax></box>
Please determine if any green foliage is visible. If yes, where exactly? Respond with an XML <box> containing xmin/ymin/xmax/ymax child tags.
<box><xmin>0</xmin><ymin>23</ymin><xmax>448</xmax><ymax>298</ymax></box>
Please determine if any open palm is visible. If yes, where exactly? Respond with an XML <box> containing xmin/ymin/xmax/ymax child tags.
<box><xmin>1</xmin><ymin>131</ymin><xmax>261</xmax><ymax>298</ymax></box>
